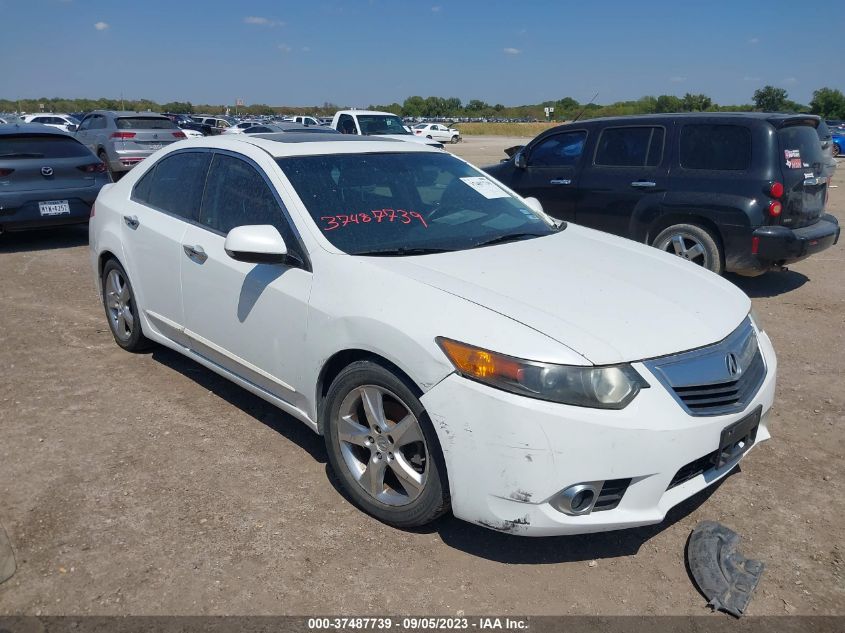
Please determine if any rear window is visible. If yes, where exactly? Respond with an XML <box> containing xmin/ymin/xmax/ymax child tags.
<box><xmin>0</xmin><ymin>134</ymin><xmax>91</xmax><ymax>159</ymax></box>
<box><xmin>116</xmin><ymin>117</ymin><xmax>176</xmax><ymax>130</ymax></box>
<box><xmin>680</xmin><ymin>124</ymin><xmax>751</xmax><ymax>170</ymax></box>
<box><xmin>779</xmin><ymin>124</ymin><xmax>824</xmax><ymax>168</ymax></box>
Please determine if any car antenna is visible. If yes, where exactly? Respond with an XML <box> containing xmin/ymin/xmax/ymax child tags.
<box><xmin>571</xmin><ymin>92</ymin><xmax>598</xmax><ymax>123</ymax></box>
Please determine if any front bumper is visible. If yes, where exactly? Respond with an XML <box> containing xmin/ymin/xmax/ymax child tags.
<box><xmin>753</xmin><ymin>214</ymin><xmax>840</xmax><ymax>265</ymax></box>
<box><xmin>420</xmin><ymin>329</ymin><xmax>777</xmax><ymax>536</ymax></box>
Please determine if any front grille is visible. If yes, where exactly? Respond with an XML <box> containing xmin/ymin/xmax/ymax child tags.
<box><xmin>673</xmin><ymin>348</ymin><xmax>765</xmax><ymax>414</ymax></box>
<box><xmin>592</xmin><ymin>478</ymin><xmax>631</xmax><ymax>512</ymax></box>
<box><xmin>643</xmin><ymin>318</ymin><xmax>767</xmax><ymax>417</ymax></box>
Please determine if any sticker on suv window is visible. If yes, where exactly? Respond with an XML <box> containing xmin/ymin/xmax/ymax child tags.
<box><xmin>785</xmin><ymin>149</ymin><xmax>802</xmax><ymax>169</ymax></box>
<box><xmin>460</xmin><ymin>177</ymin><xmax>509</xmax><ymax>199</ymax></box>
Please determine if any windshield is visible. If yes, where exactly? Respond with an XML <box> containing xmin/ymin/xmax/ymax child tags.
<box><xmin>357</xmin><ymin>115</ymin><xmax>410</xmax><ymax>135</ymax></box>
<box><xmin>0</xmin><ymin>134</ymin><xmax>91</xmax><ymax>158</ymax></box>
<box><xmin>277</xmin><ymin>152</ymin><xmax>558</xmax><ymax>256</ymax></box>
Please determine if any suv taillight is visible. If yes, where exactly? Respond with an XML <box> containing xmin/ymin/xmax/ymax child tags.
<box><xmin>78</xmin><ymin>162</ymin><xmax>108</xmax><ymax>173</ymax></box>
<box><xmin>172</xmin><ymin>131</ymin><xmax>186</xmax><ymax>138</ymax></box>
<box><xmin>110</xmin><ymin>132</ymin><xmax>136</xmax><ymax>139</ymax></box>
<box><xmin>768</xmin><ymin>182</ymin><xmax>784</xmax><ymax>198</ymax></box>
<box><xmin>768</xmin><ymin>200</ymin><xmax>783</xmax><ymax>217</ymax></box>
<box><xmin>0</xmin><ymin>168</ymin><xmax>13</xmax><ymax>177</ymax></box>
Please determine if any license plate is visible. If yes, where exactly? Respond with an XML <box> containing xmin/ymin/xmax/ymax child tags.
<box><xmin>146</xmin><ymin>144</ymin><xmax>163</xmax><ymax>150</ymax></box>
<box><xmin>715</xmin><ymin>406</ymin><xmax>761</xmax><ymax>468</ymax></box>
<box><xmin>38</xmin><ymin>200</ymin><xmax>70</xmax><ymax>216</ymax></box>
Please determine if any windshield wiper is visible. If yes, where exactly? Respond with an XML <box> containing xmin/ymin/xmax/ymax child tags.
<box><xmin>471</xmin><ymin>232</ymin><xmax>546</xmax><ymax>249</ymax></box>
<box><xmin>0</xmin><ymin>152</ymin><xmax>45</xmax><ymax>158</ymax></box>
<box><xmin>356</xmin><ymin>246</ymin><xmax>453</xmax><ymax>257</ymax></box>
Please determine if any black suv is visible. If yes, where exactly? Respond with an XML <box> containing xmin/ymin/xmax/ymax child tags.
<box><xmin>484</xmin><ymin>113</ymin><xmax>840</xmax><ymax>275</ymax></box>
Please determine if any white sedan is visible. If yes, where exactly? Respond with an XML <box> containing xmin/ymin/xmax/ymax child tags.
<box><xmin>413</xmin><ymin>123</ymin><xmax>461</xmax><ymax>143</ymax></box>
<box><xmin>89</xmin><ymin>135</ymin><xmax>776</xmax><ymax>536</ymax></box>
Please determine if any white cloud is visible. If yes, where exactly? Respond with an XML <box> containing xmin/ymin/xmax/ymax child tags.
<box><xmin>783</xmin><ymin>77</ymin><xmax>797</xmax><ymax>84</ymax></box>
<box><xmin>749</xmin><ymin>37</ymin><xmax>760</xmax><ymax>44</ymax></box>
<box><xmin>244</xmin><ymin>16</ymin><xmax>284</xmax><ymax>27</ymax></box>
<box><xmin>503</xmin><ymin>47</ymin><xmax>521</xmax><ymax>55</ymax></box>
<box><xmin>301</xmin><ymin>46</ymin><xmax>311</xmax><ymax>52</ymax></box>
<box><xmin>431</xmin><ymin>5</ymin><xmax>441</xmax><ymax>11</ymax></box>
<box><xmin>94</xmin><ymin>21</ymin><xmax>109</xmax><ymax>31</ymax></box>
<box><xmin>743</xmin><ymin>76</ymin><xmax>762</xmax><ymax>82</ymax></box>
<box><xmin>669</xmin><ymin>76</ymin><xmax>686</xmax><ymax>82</ymax></box>
<box><xmin>278</xmin><ymin>43</ymin><xmax>292</xmax><ymax>53</ymax></box>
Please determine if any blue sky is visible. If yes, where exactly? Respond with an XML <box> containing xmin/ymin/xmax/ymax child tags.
<box><xmin>2</xmin><ymin>0</ymin><xmax>842</xmax><ymax>107</ymax></box>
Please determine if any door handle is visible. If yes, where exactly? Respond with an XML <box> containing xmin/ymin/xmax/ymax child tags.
<box><xmin>183</xmin><ymin>244</ymin><xmax>207</xmax><ymax>262</ymax></box>
<box><xmin>123</xmin><ymin>215</ymin><xmax>139</xmax><ymax>229</ymax></box>
<box><xmin>549</xmin><ymin>179</ymin><xmax>572</xmax><ymax>185</ymax></box>
<box><xmin>630</xmin><ymin>181</ymin><xmax>657</xmax><ymax>188</ymax></box>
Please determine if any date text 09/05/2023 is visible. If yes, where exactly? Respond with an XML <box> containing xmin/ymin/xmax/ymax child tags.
<box><xmin>307</xmin><ymin>617</ymin><xmax>529</xmax><ymax>630</ymax></box>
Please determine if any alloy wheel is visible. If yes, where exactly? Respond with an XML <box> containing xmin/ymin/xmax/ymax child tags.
<box><xmin>660</xmin><ymin>232</ymin><xmax>710</xmax><ymax>267</ymax></box>
<box><xmin>105</xmin><ymin>268</ymin><xmax>134</xmax><ymax>341</ymax></box>
<box><xmin>335</xmin><ymin>385</ymin><xmax>429</xmax><ymax>506</ymax></box>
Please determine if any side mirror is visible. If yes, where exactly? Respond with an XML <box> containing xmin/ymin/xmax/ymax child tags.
<box><xmin>523</xmin><ymin>197</ymin><xmax>544</xmax><ymax>215</ymax></box>
<box><xmin>514</xmin><ymin>151</ymin><xmax>527</xmax><ymax>169</ymax></box>
<box><xmin>67</xmin><ymin>124</ymin><xmax>78</xmax><ymax>132</ymax></box>
<box><xmin>224</xmin><ymin>225</ymin><xmax>288</xmax><ymax>264</ymax></box>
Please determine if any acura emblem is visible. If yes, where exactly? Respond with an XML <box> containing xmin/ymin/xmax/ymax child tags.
<box><xmin>726</xmin><ymin>353</ymin><xmax>740</xmax><ymax>377</ymax></box>
<box><xmin>41</xmin><ymin>166</ymin><xmax>53</xmax><ymax>177</ymax></box>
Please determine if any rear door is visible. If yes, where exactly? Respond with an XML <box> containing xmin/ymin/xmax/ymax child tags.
<box><xmin>114</xmin><ymin>116</ymin><xmax>182</xmax><ymax>154</ymax></box>
<box><xmin>120</xmin><ymin>150</ymin><xmax>211</xmax><ymax>344</ymax></box>
<box><xmin>575</xmin><ymin>125</ymin><xmax>668</xmax><ymax>236</ymax></box>
<box><xmin>508</xmin><ymin>129</ymin><xmax>588</xmax><ymax>221</ymax></box>
<box><xmin>778</xmin><ymin>121</ymin><xmax>827</xmax><ymax>228</ymax></box>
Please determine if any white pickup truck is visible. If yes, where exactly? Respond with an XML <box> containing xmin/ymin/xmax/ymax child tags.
<box><xmin>331</xmin><ymin>110</ymin><xmax>443</xmax><ymax>147</ymax></box>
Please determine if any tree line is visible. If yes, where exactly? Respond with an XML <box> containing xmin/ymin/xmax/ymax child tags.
<box><xmin>2</xmin><ymin>86</ymin><xmax>844</xmax><ymax>120</ymax></box>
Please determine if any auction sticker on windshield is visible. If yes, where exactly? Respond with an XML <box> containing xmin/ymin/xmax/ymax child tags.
<box><xmin>460</xmin><ymin>176</ymin><xmax>509</xmax><ymax>199</ymax></box>
<box><xmin>38</xmin><ymin>200</ymin><xmax>70</xmax><ymax>216</ymax></box>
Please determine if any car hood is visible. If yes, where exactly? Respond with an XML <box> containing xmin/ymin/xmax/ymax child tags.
<box><xmin>363</xmin><ymin>225</ymin><xmax>751</xmax><ymax>365</ymax></box>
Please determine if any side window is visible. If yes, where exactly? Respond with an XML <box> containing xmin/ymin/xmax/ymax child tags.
<box><xmin>138</xmin><ymin>152</ymin><xmax>212</xmax><ymax>220</ymax></box>
<box><xmin>199</xmin><ymin>154</ymin><xmax>296</xmax><ymax>247</ymax></box>
<box><xmin>528</xmin><ymin>131</ymin><xmax>587</xmax><ymax>167</ymax></box>
<box><xmin>594</xmin><ymin>126</ymin><xmax>664</xmax><ymax>167</ymax></box>
<box><xmin>680</xmin><ymin>124</ymin><xmax>751</xmax><ymax>171</ymax></box>
<box><xmin>338</xmin><ymin>114</ymin><xmax>357</xmax><ymax>134</ymax></box>
<box><xmin>131</xmin><ymin>165</ymin><xmax>156</xmax><ymax>204</ymax></box>
<box><xmin>78</xmin><ymin>117</ymin><xmax>91</xmax><ymax>131</ymax></box>
<box><xmin>91</xmin><ymin>115</ymin><xmax>106</xmax><ymax>130</ymax></box>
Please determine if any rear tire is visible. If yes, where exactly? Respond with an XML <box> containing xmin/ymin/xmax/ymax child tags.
<box><xmin>652</xmin><ymin>223</ymin><xmax>724</xmax><ymax>275</ymax></box>
<box><xmin>451</xmin><ymin>135</ymin><xmax>460</xmax><ymax>144</ymax></box>
<box><xmin>97</xmin><ymin>150</ymin><xmax>115</xmax><ymax>180</ymax></box>
<box><xmin>101</xmin><ymin>259</ymin><xmax>151</xmax><ymax>352</ymax></box>
<box><xmin>322</xmin><ymin>361</ymin><xmax>450</xmax><ymax>528</ymax></box>
<box><xmin>833</xmin><ymin>143</ymin><xmax>840</xmax><ymax>158</ymax></box>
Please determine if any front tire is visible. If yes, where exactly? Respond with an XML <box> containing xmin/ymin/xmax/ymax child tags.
<box><xmin>652</xmin><ymin>223</ymin><xmax>724</xmax><ymax>275</ymax></box>
<box><xmin>451</xmin><ymin>135</ymin><xmax>460</xmax><ymax>144</ymax></box>
<box><xmin>323</xmin><ymin>361</ymin><xmax>450</xmax><ymax>528</ymax></box>
<box><xmin>101</xmin><ymin>259</ymin><xmax>151</xmax><ymax>352</ymax></box>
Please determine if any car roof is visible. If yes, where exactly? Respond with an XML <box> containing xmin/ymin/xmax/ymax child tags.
<box><xmin>561</xmin><ymin>112</ymin><xmax>821</xmax><ymax>128</ymax></box>
<box><xmin>335</xmin><ymin>110</ymin><xmax>399</xmax><ymax>117</ymax></box>
<box><xmin>0</xmin><ymin>123</ymin><xmax>73</xmax><ymax>137</ymax></box>
<box><xmin>89</xmin><ymin>110</ymin><xmax>170</xmax><ymax>118</ymax></box>
<box><xmin>171</xmin><ymin>134</ymin><xmax>438</xmax><ymax>157</ymax></box>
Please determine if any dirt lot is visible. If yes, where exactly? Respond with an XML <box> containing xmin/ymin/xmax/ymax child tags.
<box><xmin>0</xmin><ymin>136</ymin><xmax>843</xmax><ymax>616</ymax></box>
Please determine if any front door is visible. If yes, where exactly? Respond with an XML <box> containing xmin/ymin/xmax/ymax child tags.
<box><xmin>508</xmin><ymin>129</ymin><xmax>587</xmax><ymax>222</ymax></box>
<box><xmin>180</xmin><ymin>152</ymin><xmax>312</xmax><ymax>408</ymax></box>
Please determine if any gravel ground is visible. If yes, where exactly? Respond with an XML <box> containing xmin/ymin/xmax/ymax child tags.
<box><xmin>0</xmin><ymin>136</ymin><xmax>842</xmax><ymax>616</ymax></box>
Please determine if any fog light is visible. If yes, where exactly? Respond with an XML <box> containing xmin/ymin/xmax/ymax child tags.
<box><xmin>550</xmin><ymin>482</ymin><xmax>602</xmax><ymax>516</ymax></box>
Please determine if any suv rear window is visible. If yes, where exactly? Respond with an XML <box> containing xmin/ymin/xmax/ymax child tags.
<box><xmin>680</xmin><ymin>124</ymin><xmax>751</xmax><ymax>170</ymax></box>
<box><xmin>0</xmin><ymin>134</ymin><xmax>91</xmax><ymax>158</ymax></box>
<box><xmin>780</xmin><ymin>123</ymin><xmax>825</xmax><ymax>167</ymax></box>
<box><xmin>116</xmin><ymin>117</ymin><xmax>176</xmax><ymax>130</ymax></box>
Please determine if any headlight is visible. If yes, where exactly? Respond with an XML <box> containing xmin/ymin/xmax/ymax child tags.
<box><xmin>436</xmin><ymin>338</ymin><xmax>648</xmax><ymax>409</ymax></box>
